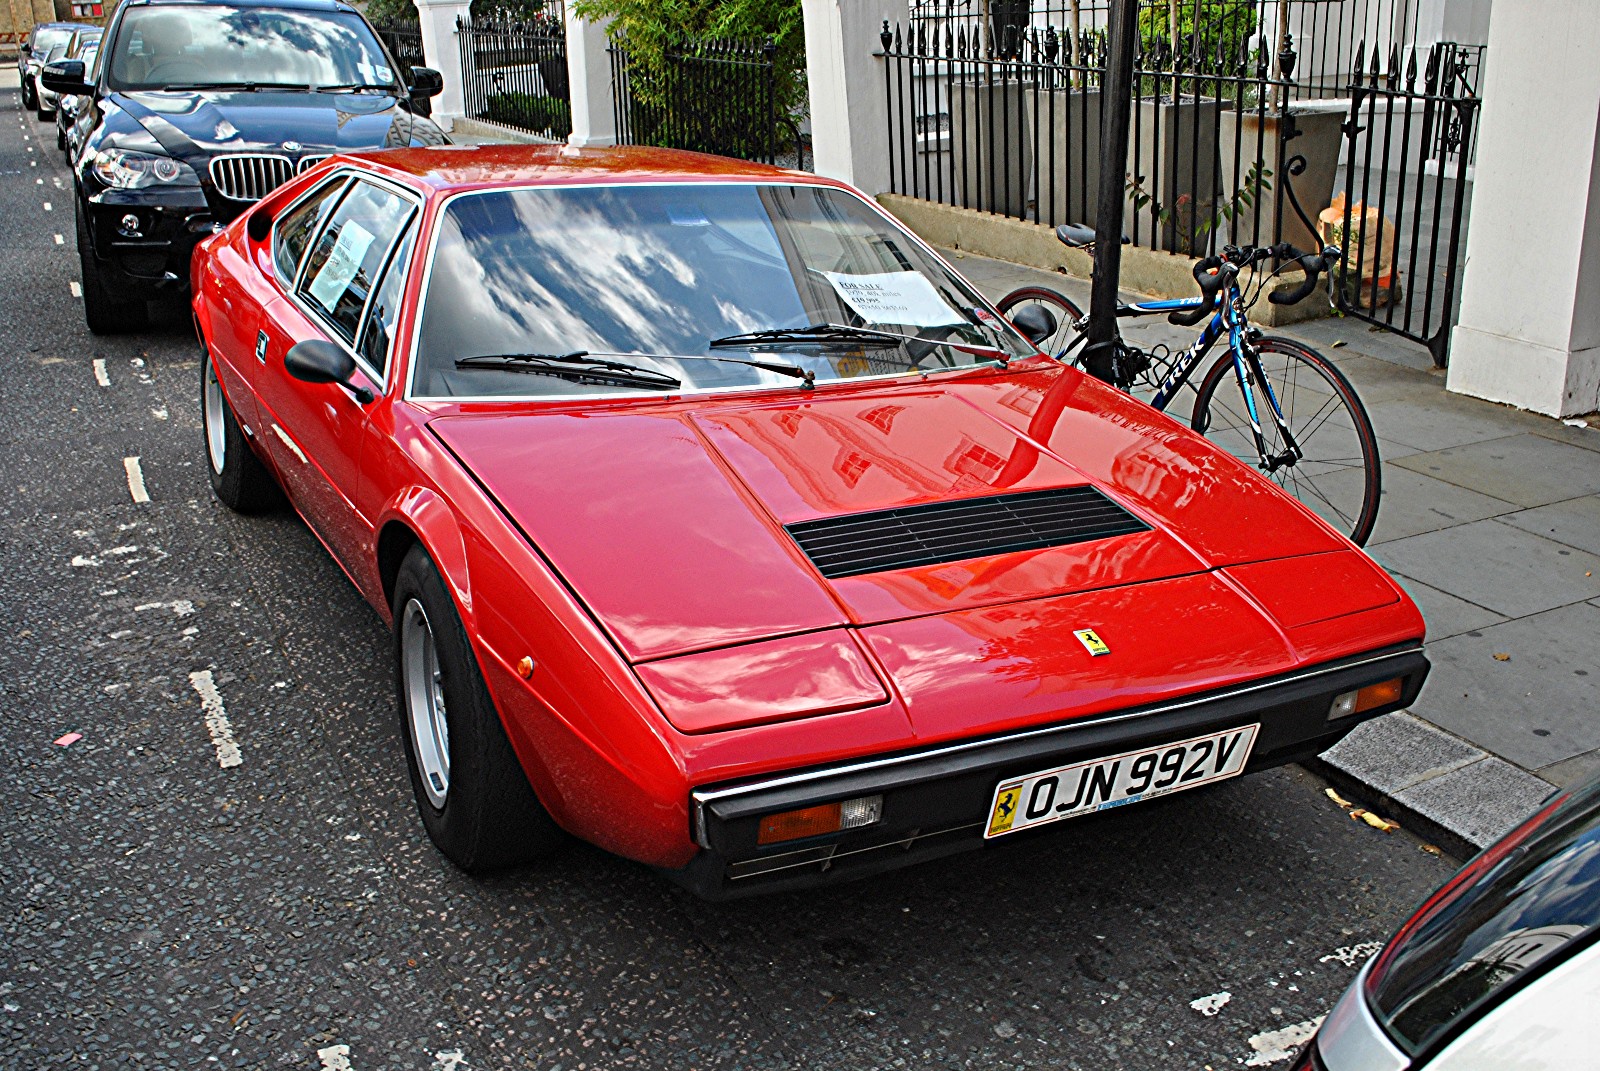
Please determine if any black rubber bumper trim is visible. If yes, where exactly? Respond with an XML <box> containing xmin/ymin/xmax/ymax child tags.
<box><xmin>668</xmin><ymin>644</ymin><xmax>1429</xmax><ymax>899</ymax></box>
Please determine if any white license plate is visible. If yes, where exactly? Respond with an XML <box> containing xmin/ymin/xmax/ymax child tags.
<box><xmin>984</xmin><ymin>724</ymin><xmax>1259</xmax><ymax>838</ymax></box>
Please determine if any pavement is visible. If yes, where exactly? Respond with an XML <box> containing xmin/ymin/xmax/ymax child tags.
<box><xmin>949</xmin><ymin>248</ymin><xmax>1600</xmax><ymax>856</ymax></box>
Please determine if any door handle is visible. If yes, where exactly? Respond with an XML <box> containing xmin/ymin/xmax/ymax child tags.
<box><xmin>255</xmin><ymin>330</ymin><xmax>268</xmax><ymax>363</ymax></box>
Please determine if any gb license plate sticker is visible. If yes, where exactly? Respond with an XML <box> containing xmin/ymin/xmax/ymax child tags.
<box><xmin>985</xmin><ymin>724</ymin><xmax>1259</xmax><ymax>838</ymax></box>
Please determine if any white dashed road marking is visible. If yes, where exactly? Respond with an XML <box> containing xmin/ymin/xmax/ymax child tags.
<box><xmin>123</xmin><ymin>456</ymin><xmax>150</xmax><ymax>503</ymax></box>
<box><xmin>53</xmin><ymin>233</ymin><xmax>63</xmax><ymax>245</ymax></box>
<box><xmin>69</xmin><ymin>280</ymin><xmax>81</xmax><ymax>298</ymax></box>
<box><xmin>316</xmin><ymin>1043</ymin><xmax>354</xmax><ymax>1070</ymax></box>
<box><xmin>1318</xmin><ymin>942</ymin><xmax>1382</xmax><ymax>968</ymax></box>
<box><xmin>42</xmin><ymin>200</ymin><xmax>51</xmax><ymax>210</ymax></box>
<box><xmin>1243</xmin><ymin>1018</ymin><xmax>1325</xmax><ymax>1066</ymax></box>
<box><xmin>433</xmin><ymin>1050</ymin><xmax>468</xmax><ymax>1070</ymax></box>
<box><xmin>93</xmin><ymin>359</ymin><xmax>110</xmax><ymax>387</ymax></box>
<box><xmin>1189</xmin><ymin>991</ymin><xmax>1230</xmax><ymax>1016</ymax></box>
<box><xmin>188</xmin><ymin>670</ymin><xmax>243</xmax><ymax>769</ymax></box>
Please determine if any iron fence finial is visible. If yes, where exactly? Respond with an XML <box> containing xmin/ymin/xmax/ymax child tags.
<box><xmin>880</xmin><ymin>20</ymin><xmax>892</xmax><ymax>53</ymax></box>
<box><xmin>1277</xmin><ymin>31</ymin><xmax>1296</xmax><ymax>81</ymax></box>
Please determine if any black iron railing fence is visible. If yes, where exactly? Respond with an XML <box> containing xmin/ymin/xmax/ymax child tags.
<box><xmin>456</xmin><ymin>12</ymin><xmax>572</xmax><ymax>140</ymax></box>
<box><xmin>372</xmin><ymin>18</ymin><xmax>429</xmax><ymax>115</ymax></box>
<box><xmin>908</xmin><ymin>0</ymin><xmax>1441</xmax><ymax>102</ymax></box>
<box><xmin>882</xmin><ymin>21</ymin><xmax>1307</xmax><ymax>258</ymax></box>
<box><xmin>608</xmin><ymin>37</ymin><xmax>805</xmax><ymax>168</ymax></box>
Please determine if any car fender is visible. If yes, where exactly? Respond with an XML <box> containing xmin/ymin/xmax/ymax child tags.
<box><xmin>375</xmin><ymin>486</ymin><xmax>472</xmax><ymax>629</ymax></box>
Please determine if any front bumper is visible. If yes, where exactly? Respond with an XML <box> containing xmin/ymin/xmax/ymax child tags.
<box><xmin>669</xmin><ymin>644</ymin><xmax>1429</xmax><ymax>899</ymax></box>
<box><xmin>82</xmin><ymin>188</ymin><xmax>215</xmax><ymax>297</ymax></box>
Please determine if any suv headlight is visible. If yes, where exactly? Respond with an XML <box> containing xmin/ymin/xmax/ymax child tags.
<box><xmin>91</xmin><ymin>149</ymin><xmax>201</xmax><ymax>190</ymax></box>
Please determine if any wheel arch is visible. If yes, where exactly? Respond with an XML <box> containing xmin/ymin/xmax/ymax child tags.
<box><xmin>376</xmin><ymin>487</ymin><xmax>473</xmax><ymax>629</ymax></box>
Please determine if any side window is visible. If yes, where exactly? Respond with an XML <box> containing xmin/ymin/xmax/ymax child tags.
<box><xmin>296</xmin><ymin>180</ymin><xmax>414</xmax><ymax>347</ymax></box>
<box><xmin>273</xmin><ymin>178</ymin><xmax>348</xmax><ymax>285</ymax></box>
<box><xmin>357</xmin><ymin>228</ymin><xmax>413</xmax><ymax>377</ymax></box>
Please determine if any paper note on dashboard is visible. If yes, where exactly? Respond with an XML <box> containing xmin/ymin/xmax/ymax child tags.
<box><xmin>822</xmin><ymin>271</ymin><xmax>965</xmax><ymax>327</ymax></box>
<box><xmin>308</xmin><ymin>221</ymin><xmax>376</xmax><ymax>312</ymax></box>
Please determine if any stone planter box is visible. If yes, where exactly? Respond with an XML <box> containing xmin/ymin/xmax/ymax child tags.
<box><xmin>1217</xmin><ymin>99</ymin><xmax>1346</xmax><ymax>252</ymax></box>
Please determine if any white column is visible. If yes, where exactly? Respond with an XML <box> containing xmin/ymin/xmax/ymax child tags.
<box><xmin>413</xmin><ymin>0</ymin><xmax>472</xmax><ymax>128</ymax></box>
<box><xmin>565</xmin><ymin>7</ymin><xmax>616</xmax><ymax>147</ymax></box>
<box><xmin>1447</xmin><ymin>0</ymin><xmax>1600</xmax><ymax>417</ymax></box>
<box><xmin>802</xmin><ymin>0</ymin><xmax>909</xmax><ymax>194</ymax></box>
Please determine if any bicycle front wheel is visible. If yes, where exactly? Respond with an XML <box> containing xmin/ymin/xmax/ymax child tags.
<box><xmin>1190</xmin><ymin>337</ymin><xmax>1381</xmax><ymax>546</ymax></box>
<box><xmin>996</xmin><ymin>285</ymin><xmax>1084</xmax><ymax>362</ymax></box>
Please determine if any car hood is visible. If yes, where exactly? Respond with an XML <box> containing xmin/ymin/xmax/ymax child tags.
<box><xmin>429</xmin><ymin>363</ymin><xmax>1365</xmax><ymax>668</ymax></box>
<box><xmin>110</xmin><ymin>88</ymin><xmax>443</xmax><ymax>157</ymax></box>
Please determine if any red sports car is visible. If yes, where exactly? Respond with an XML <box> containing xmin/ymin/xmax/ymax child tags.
<box><xmin>191</xmin><ymin>144</ymin><xmax>1428</xmax><ymax>898</ymax></box>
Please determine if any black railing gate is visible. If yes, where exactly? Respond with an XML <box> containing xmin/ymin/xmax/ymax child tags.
<box><xmin>1333</xmin><ymin>41</ymin><xmax>1480</xmax><ymax>367</ymax></box>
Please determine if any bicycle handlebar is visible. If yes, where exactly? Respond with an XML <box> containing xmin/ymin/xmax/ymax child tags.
<box><xmin>1270</xmin><ymin>245</ymin><xmax>1339</xmax><ymax>306</ymax></box>
<box><xmin>1169</xmin><ymin>255</ymin><xmax>1227</xmax><ymax>326</ymax></box>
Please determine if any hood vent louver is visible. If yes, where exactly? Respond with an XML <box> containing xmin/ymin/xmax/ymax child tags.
<box><xmin>785</xmin><ymin>486</ymin><xmax>1150</xmax><ymax>580</ymax></box>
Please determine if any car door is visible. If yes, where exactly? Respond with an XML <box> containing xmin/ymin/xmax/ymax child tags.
<box><xmin>254</xmin><ymin>174</ymin><xmax>418</xmax><ymax>576</ymax></box>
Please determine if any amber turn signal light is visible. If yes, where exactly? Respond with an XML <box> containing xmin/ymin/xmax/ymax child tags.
<box><xmin>1328</xmin><ymin>677</ymin><xmax>1405</xmax><ymax>721</ymax></box>
<box><xmin>757</xmin><ymin>795</ymin><xmax>883</xmax><ymax>846</ymax></box>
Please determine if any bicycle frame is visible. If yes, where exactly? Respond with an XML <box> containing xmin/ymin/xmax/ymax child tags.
<box><xmin>1060</xmin><ymin>285</ymin><xmax>1305</xmax><ymax>472</ymax></box>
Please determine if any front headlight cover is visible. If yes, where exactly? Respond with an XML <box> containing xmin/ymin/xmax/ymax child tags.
<box><xmin>91</xmin><ymin>148</ymin><xmax>201</xmax><ymax>190</ymax></box>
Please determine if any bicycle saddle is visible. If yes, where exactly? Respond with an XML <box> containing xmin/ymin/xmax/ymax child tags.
<box><xmin>1055</xmin><ymin>223</ymin><xmax>1131</xmax><ymax>248</ymax></box>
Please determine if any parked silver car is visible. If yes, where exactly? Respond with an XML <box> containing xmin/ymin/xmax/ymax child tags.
<box><xmin>1293</xmin><ymin>771</ymin><xmax>1600</xmax><ymax>1070</ymax></box>
<box><xmin>35</xmin><ymin>27</ymin><xmax>101</xmax><ymax>121</ymax></box>
<box><xmin>17</xmin><ymin>22</ymin><xmax>92</xmax><ymax>113</ymax></box>
<box><xmin>55</xmin><ymin>41</ymin><xmax>100</xmax><ymax>155</ymax></box>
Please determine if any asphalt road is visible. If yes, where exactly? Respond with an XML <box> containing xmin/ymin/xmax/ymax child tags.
<box><xmin>0</xmin><ymin>83</ymin><xmax>1461</xmax><ymax>1071</ymax></box>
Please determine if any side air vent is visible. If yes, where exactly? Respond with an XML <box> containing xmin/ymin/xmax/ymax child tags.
<box><xmin>786</xmin><ymin>486</ymin><xmax>1149</xmax><ymax>579</ymax></box>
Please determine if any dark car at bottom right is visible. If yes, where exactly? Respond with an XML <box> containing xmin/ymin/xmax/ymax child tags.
<box><xmin>1296</xmin><ymin>771</ymin><xmax>1600</xmax><ymax>1070</ymax></box>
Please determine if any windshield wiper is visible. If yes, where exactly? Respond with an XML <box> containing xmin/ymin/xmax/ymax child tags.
<box><xmin>454</xmin><ymin>352</ymin><xmax>681</xmax><ymax>391</ymax></box>
<box><xmin>709</xmin><ymin>323</ymin><xmax>907</xmax><ymax>349</ymax></box>
<box><xmin>710</xmin><ymin>322</ymin><xmax>1013</xmax><ymax>366</ymax></box>
<box><xmin>161</xmin><ymin>81</ymin><xmax>313</xmax><ymax>92</ymax></box>
<box><xmin>590</xmin><ymin>351</ymin><xmax>816</xmax><ymax>390</ymax></box>
<box><xmin>315</xmin><ymin>82</ymin><xmax>394</xmax><ymax>93</ymax></box>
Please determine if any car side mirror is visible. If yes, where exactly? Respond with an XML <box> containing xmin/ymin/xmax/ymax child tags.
<box><xmin>284</xmin><ymin>339</ymin><xmax>374</xmax><ymax>404</ymax></box>
<box><xmin>1009</xmin><ymin>303</ymin><xmax>1058</xmax><ymax>347</ymax></box>
<box><xmin>20</xmin><ymin>43</ymin><xmax>31</xmax><ymax>56</ymax></box>
<box><xmin>408</xmin><ymin>66</ymin><xmax>443</xmax><ymax>100</ymax></box>
<box><xmin>41</xmin><ymin>59</ymin><xmax>90</xmax><ymax>97</ymax></box>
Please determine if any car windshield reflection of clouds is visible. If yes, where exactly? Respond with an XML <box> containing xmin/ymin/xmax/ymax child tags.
<box><xmin>412</xmin><ymin>184</ymin><xmax>1029</xmax><ymax>399</ymax></box>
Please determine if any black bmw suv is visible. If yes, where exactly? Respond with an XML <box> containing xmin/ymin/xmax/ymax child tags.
<box><xmin>42</xmin><ymin>0</ymin><xmax>447</xmax><ymax>334</ymax></box>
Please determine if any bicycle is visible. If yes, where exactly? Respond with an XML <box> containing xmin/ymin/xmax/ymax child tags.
<box><xmin>997</xmin><ymin>226</ymin><xmax>1381</xmax><ymax>546</ymax></box>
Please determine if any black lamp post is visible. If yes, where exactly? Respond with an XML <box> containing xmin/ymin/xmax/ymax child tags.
<box><xmin>1083</xmin><ymin>0</ymin><xmax>1140</xmax><ymax>383</ymax></box>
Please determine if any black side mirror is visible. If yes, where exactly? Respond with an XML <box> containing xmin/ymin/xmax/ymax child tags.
<box><xmin>41</xmin><ymin>59</ymin><xmax>90</xmax><ymax>97</ymax></box>
<box><xmin>20</xmin><ymin>43</ymin><xmax>31</xmax><ymax>56</ymax></box>
<box><xmin>408</xmin><ymin>66</ymin><xmax>443</xmax><ymax>99</ymax></box>
<box><xmin>284</xmin><ymin>339</ymin><xmax>374</xmax><ymax>404</ymax></box>
<box><xmin>1009</xmin><ymin>303</ymin><xmax>1058</xmax><ymax>347</ymax></box>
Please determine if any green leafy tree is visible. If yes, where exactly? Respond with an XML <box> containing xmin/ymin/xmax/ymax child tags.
<box><xmin>1138</xmin><ymin>0</ymin><xmax>1259</xmax><ymax>68</ymax></box>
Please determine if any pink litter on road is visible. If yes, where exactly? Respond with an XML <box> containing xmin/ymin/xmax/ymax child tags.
<box><xmin>54</xmin><ymin>732</ymin><xmax>83</xmax><ymax>747</ymax></box>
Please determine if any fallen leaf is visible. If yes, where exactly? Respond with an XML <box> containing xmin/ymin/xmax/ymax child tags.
<box><xmin>1493</xmin><ymin>652</ymin><xmax>1511</xmax><ymax>661</ymax></box>
<box><xmin>1331</xmin><ymin>340</ymin><xmax>1347</xmax><ymax>348</ymax></box>
<box><xmin>1420</xmin><ymin>844</ymin><xmax>1442</xmax><ymax>856</ymax></box>
<box><xmin>1359</xmin><ymin>811</ymin><xmax>1399</xmax><ymax>832</ymax></box>
<box><xmin>1325</xmin><ymin>788</ymin><xmax>1353</xmax><ymax>808</ymax></box>
<box><xmin>53</xmin><ymin>732</ymin><xmax>82</xmax><ymax>747</ymax></box>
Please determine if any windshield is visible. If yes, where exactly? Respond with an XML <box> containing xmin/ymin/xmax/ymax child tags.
<box><xmin>412</xmin><ymin>183</ymin><xmax>1031</xmax><ymax>399</ymax></box>
<box><xmin>1365</xmin><ymin>775</ymin><xmax>1600</xmax><ymax>1056</ymax></box>
<box><xmin>107</xmin><ymin>6</ymin><xmax>397</xmax><ymax>92</ymax></box>
<box><xmin>33</xmin><ymin>28</ymin><xmax>73</xmax><ymax>56</ymax></box>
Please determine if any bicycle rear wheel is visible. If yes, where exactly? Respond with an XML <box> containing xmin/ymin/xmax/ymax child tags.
<box><xmin>1190</xmin><ymin>337</ymin><xmax>1381</xmax><ymax>546</ymax></box>
<box><xmin>996</xmin><ymin>286</ymin><xmax>1084</xmax><ymax>362</ymax></box>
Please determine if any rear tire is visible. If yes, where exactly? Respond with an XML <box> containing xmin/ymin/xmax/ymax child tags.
<box><xmin>394</xmin><ymin>545</ymin><xmax>566</xmax><ymax>873</ymax></box>
<box><xmin>995</xmin><ymin>285</ymin><xmax>1085</xmax><ymax>362</ymax></box>
<box><xmin>21</xmin><ymin>78</ymin><xmax>36</xmax><ymax>111</ymax></box>
<box><xmin>37</xmin><ymin>105</ymin><xmax>54</xmax><ymax>122</ymax></box>
<box><xmin>1190</xmin><ymin>336</ymin><xmax>1381</xmax><ymax>546</ymax></box>
<box><xmin>75</xmin><ymin>197</ymin><xmax>149</xmax><ymax>335</ymax></box>
<box><xmin>201</xmin><ymin>346</ymin><xmax>283</xmax><ymax>513</ymax></box>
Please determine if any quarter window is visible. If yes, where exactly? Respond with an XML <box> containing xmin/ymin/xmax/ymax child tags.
<box><xmin>357</xmin><ymin>228</ymin><xmax>413</xmax><ymax>377</ymax></box>
<box><xmin>273</xmin><ymin>178</ymin><xmax>348</xmax><ymax>284</ymax></box>
<box><xmin>296</xmin><ymin>179</ymin><xmax>414</xmax><ymax>347</ymax></box>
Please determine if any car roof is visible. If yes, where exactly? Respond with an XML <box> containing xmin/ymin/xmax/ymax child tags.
<box><xmin>119</xmin><ymin>0</ymin><xmax>357</xmax><ymax>11</ymax></box>
<box><xmin>343</xmin><ymin>144</ymin><xmax>830</xmax><ymax>194</ymax></box>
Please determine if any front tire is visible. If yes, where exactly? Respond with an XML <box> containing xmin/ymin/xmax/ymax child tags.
<box><xmin>394</xmin><ymin>545</ymin><xmax>566</xmax><ymax>873</ymax></box>
<box><xmin>201</xmin><ymin>346</ymin><xmax>283</xmax><ymax>513</ymax></box>
<box><xmin>1190</xmin><ymin>336</ymin><xmax>1381</xmax><ymax>546</ymax></box>
<box><xmin>75</xmin><ymin>197</ymin><xmax>149</xmax><ymax>335</ymax></box>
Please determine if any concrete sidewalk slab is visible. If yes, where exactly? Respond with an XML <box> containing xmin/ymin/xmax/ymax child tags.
<box><xmin>1416</xmin><ymin>603</ymin><xmax>1600</xmax><ymax>771</ymax></box>
<box><xmin>1360</xmin><ymin>464</ymin><xmax>1515</xmax><ymax>544</ymax></box>
<box><xmin>1393</xmin><ymin>434</ymin><xmax>1600</xmax><ymax>507</ymax></box>
<box><xmin>1377</xmin><ymin>519</ymin><xmax>1600</xmax><ymax>618</ymax></box>
<box><xmin>1498</xmin><ymin>495</ymin><xmax>1600</xmax><ymax>556</ymax></box>
<box><xmin>1386</xmin><ymin>574</ymin><xmax>1506</xmax><ymax>642</ymax></box>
